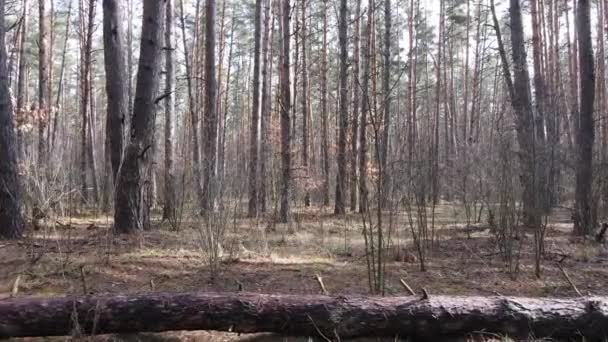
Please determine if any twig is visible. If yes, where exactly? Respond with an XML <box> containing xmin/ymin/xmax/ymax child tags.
<box><xmin>306</xmin><ymin>314</ymin><xmax>332</xmax><ymax>342</ymax></box>
<box><xmin>421</xmin><ymin>288</ymin><xmax>430</xmax><ymax>300</ymax></box>
<box><xmin>149</xmin><ymin>279</ymin><xmax>155</xmax><ymax>291</ymax></box>
<box><xmin>316</xmin><ymin>274</ymin><xmax>328</xmax><ymax>295</ymax></box>
<box><xmin>79</xmin><ymin>265</ymin><xmax>88</xmax><ymax>295</ymax></box>
<box><xmin>557</xmin><ymin>263</ymin><xmax>582</xmax><ymax>296</ymax></box>
<box><xmin>10</xmin><ymin>275</ymin><xmax>21</xmax><ymax>297</ymax></box>
<box><xmin>399</xmin><ymin>279</ymin><xmax>416</xmax><ymax>296</ymax></box>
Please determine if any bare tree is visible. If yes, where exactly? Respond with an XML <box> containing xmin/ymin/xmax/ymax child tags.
<box><xmin>350</xmin><ymin>0</ymin><xmax>361</xmax><ymax>212</ymax></box>
<box><xmin>279</xmin><ymin>0</ymin><xmax>291</xmax><ymax>223</ymax></box>
<box><xmin>248</xmin><ymin>0</ymin><xmax>262</xmax><ymax>217</ymax></box>
<box><xmin>102</xmin><ymin>0</ymin><xmax>127</xmax><ymax>197</ymax></box>
<box><xmin>178</xmin><ymin>0</ymin><xmax>204</xmax><ymax>208</ymax></box>
<box><xmin>201</xmin><ymin>0</ymin><xmax>218</xmax><ymax>215</ymax></box>
<box><xmin>300</xmin><ymin>0</ymin><xmax>310</xmax><ymax>207</ymax></box>
<box><xmin>0</xmin><ymin>0</ymin><xmax>23</xmax><ymax>239</ymax></box>
<box><xmin>574</xmin><ymin>0</ymin><xmax>595</xmax><ymax>235</ymax></box>
<box><xmin>359</xmin><ymin>0</ymin><xmax>373</xmax><ymax>214</ymax></box>
<box><xmin>163</xmin><ymin>0</ymin><xmax>176</xmax><ymax>221</ymax></box>
<box><xmin>114</xmin><ymin>0</ymin><xmax>165</xmax><ymax>233</ymax></box>
<box><xmin>38</xmin><ymin>0</ymin><xmax>50</xmax><ymax>166</ymax></box>
<box><xmin>259</xmin><ymin>0</ymin><xmax>272</xmax><ymax>212</ymax></box>
<box><xmin>492</xmin><ymin>0</ymin><xmax>540</xmax><ymax>229</ymax></box>
<box><xmin>321</xmin><ymin>0</ymin><xmax>330</xmax><ymax>207</ymax></box>
<box><xmin>335</xmin><ymin>0</ymin><xmax>348</xmax><ymax>215</ymax></box>
<box><xmin>15</xmin><ymin>0</ymin><xmax>28</xmax><ymax>158</ymax></box>
<box><xmin>379</xmin><ymin>0</ymin><xmax>391</xmax><ymax>208</ymax></box>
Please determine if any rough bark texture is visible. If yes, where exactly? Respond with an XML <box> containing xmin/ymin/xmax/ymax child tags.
<box><xmin>15</xmin><ymin>0</ymin><xmax>27</xmax><ymax>158</ymax></box>
<box><xmin>334</xmin><ymin>0</ymin><xmax>348</xmax><ymax>215</ymax></box>
<box><xmin>38</xmin><ymin>0</ymin><xmax>50</xmax><ymax>166</ymax></box>
<box><xmin>574</xmin><ymin>0</ymin><xmax>596</xmax><ymax>235</ymax></box>
<box><xmin>114</xmin><ymin>0</ymin><xmax>165</xmax><ymax>233</ymax></box>
<box><xmin>0</xmin><ymin>0</ymin><xmax>23</xmax><ymax>239</ymax></box>
<box><xmin>359</xmin><ymin>1</ymin><xmax>372</xmax><ymax>214</ymax></box>
<box><xmin>79</xmin><ymin>0</ymin><xmax>96</xmax><ymax>204</ymax></box>
<box><xmin>102</xmin><ymin>0</ymin><xmax>127</xmax><ymax>188</ymax></box>
<box><xmin>178</xmin><ymin>0</ymin><xmax>204</xmax><ymax>209</ymax></box>
<box><xmin>380</xmin><ymin>0</ymin><xmax>391</xmax><ymax>208</ymax></box>
<box><xmin>279</xmin><ymin>0</ymin><xmax>291</xmax><ymax>223</ymax></box>
<box><xmin>349</xmin><ymin>0</ymin><xmax>361</xmax><ymax>212</ymax></box>
<box><xmin>248</xmin><ymin>0</ymin><xmax>262</xmax><ymax>218</ymax></box>
<box><xmin>1</xmin><ymin>293</ymin><xmax>608</xmax><ymax>340</ymax></box>
<box><xmin>530</xmin><ymin>0</ymin><xmax>548</xmax><ymax>212</ymax></box>
<box><xmin>321</xmin><ymin>0</ymin><xmax>330</xmax><ymax>207</ymax></box>
<box><xmin>201</xmin><ymin>0</ymin><xmax>218</xmax><ymax>215</ymax></box>
<box><xmin>163</xmin><ymin>0</ymin><xmax>176</xmax><ymax>221</ymax></box>
<box><xmin>508</xmin><ymin>0</ymin><xmax>540</xmax><ymax>229</ymax></box>
<box><xmin>300</xmin><ymin>0</ymin><xmax>310</xmax><ymax>207</ymax></box>
<box><xmin>259</xmin><ymin>0</ymin><xmax>272</xmax><ymax>212</ymax></box>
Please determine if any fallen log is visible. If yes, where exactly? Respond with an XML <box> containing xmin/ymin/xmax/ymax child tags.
<box><xmin>1</xmin><ymin>293</ymin><xmax>607</xmax><ymax>340</ymax></box>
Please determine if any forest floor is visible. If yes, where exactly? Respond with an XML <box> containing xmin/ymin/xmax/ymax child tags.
<box><xmin>2</xmin><ymin>203</ymin><xmax>608</xmax><ymax>341</ymax></box>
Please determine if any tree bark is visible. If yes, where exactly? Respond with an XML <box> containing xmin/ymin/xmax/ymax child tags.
<box><xmin>163</xmin><ymin>0</ymin><xmax>176</xmax><ymax>221</ymax></box>
<box><xmin>0</xmin><ymin>0</ymin><xmax>23</xmax><ymax>239</ymax></box>
<box><xmin>574</xmin><ymin>0</ymin><xmax>596</xmax><ymax>235</ymax></box>
<box><xmin>248</xmin><ymin>0</ymin><xmax>262</xmax><ymax>217</ymax></box>
<box><xmin>38</xmin><ymin>0</ymin><xmax>50</xmax><ymax>167</ymax></box>
<box><xmin>201</xmin><ymin>0</ymin><xmax>218</xmax><ymax>215</ymax></box>
<box><xmin>530</xmin><ymin>0</ymin><xmax>548</xmax><ymax>213</ymax></box>
<box><xmin>380</xmin><ymin>0</ymin><xmax>391</xmax><ymax>208</ymax></box>
<box><xmin>350</xmin><ymin>0</ymin><xmax>361</xmax><ymax>212</ymax></box>
<box><xmin>2</xmin><ymin>293</ymin><xmax>608</xmax><ymax>340</ymax></box>
<box><xmin>114</xmin><ymin>0</ymin><xmax>165</xmax><ymax>233</ymax></box>
<box><xmin>495</xmin><ymin>0</ymin><xmax>540</xmax><ymax>229</ymax></box>
<box><xmin>15</xmin><ymin>0</ymin><xmax>28</xmax><ymax>158</ymax></box>
<box><xmin>278</xmin><ymin>0</ymin><xmax>292</xmax><ymax>223</ymax></box>
<box><xmin>259</xmin><ymin>0</ymin><xmax>272</xmax><ymax>212</ymax></box>
<box><xmin>321</xmin><ymin>0</ymin><xmax>330</xmax><ymax>207</ymax></box>
<box><xmin>300</xmin><ymin>0</ymin><xmax>310</xmax><ymax>207</ymax></box>
<box><xmin>102</xmin><ymin>0</ymin><xmax>127</xmax><ymax>203</ymax></box>
<box><xmin>78</xmin><ymin>0</ymin><xmax>96</xmax><ymax>205</ymax></box>
<box><xmin>178</xmin><ymin>0</ymin><xmax>204</xmax><ymax>209</ymax></box>
<box><xmin>50</xmin><ymin>0</ymin><xmax>72</xmax><ymax>154</ymax></box>
<box><xmin>359</xmin><ymin>1</ymin><xmax>373</xmax><ymax>214</ymax></box>
<box><xmin>334</xmin><ymin>0</ymin><xmax>348</xmax><ymax>215</ymax></box>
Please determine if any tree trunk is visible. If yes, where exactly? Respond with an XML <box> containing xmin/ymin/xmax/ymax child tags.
<box><xmin>114</xmin><ymin>0</ymin><xmax>165</xmax><ymax>233</ymax></box>
<box><xmin>350</xmin><ymin>0</ymin><xmax>361</xmax><ymax>212</ymax></box>
<box><xmin>497</xmin><ymin>0</ymin><xmax>540</xmax><ymax>229</ymax></box>
<box><xmin>259</xmin><ymin>0</ymin><xmax>272</xmax><ymax>212</ymax></box>
<box><xmin>279</xmin><ymin>0</ymin><xmax>291</xmax><ymax>223</ymax></box>
<box><xmin>0</xmin><ymin>0</ymin><xmax>23</xmax><ymax>239</ymax></box>
<box><xmin>78</xmin><ymin>0</ymin><xmax>96</xmax><ymax>205</ymax></box>
<box><xmin>2</xmin><ymin>293</ymin><xmax>608</xmax><ymax>340</ymax></box>
<box><xmin>201</xmin><ymin>0</ymin><xmax>218</xmax><ymax>215</ymax></box>
<box><xmin>334</xmin><ymin>0</ymin><xmax>348</xmax><ymax>215</ymax></box>
<box><xmin>248</xmin><ymin>0</ymin><xmax>262</xmax><ymax>217</ymax></box>
<box><xmin>163</xmin><ymin>0</ymin><xmax>176</xmax><ymax>222</ymax></box>
<box><xmin>87</xmin><ymin>72</ymin><xmax>100</xmax><ymax>205</ymax></box>
<box><xmin>38</xmin><ymin>0</ymin><xmax>50</xmax><ymax>167</ymax></box>
<box><xmin>50</xmin><ymin>0</ymin><xmax>72</xmax><ymax>154</ymax></box>
<box><xmin>574</xmin><ymin>0</ymin><xmax>595</xmax><ymax>235</ymax></box>
<box><xmin>530</xmin><ymin>0</ymin><xmax>548</xmax><ymax>213</ymax></box>
<box><xmin>219</xmin><ymin>17</ymin><xmax>235</xmax><ymax>192</ymax></box>
<box><xmin>102</xmin><ymin>0</ymin><xmax>127</xmax><ymax>199</ymax></box>
<box><xmin>321</xmin><ymin>0</ymin><xmax>330</xmax><ymax>207</ymax></box>
<box><xmin>380</xmin><ymin>0</ymin><xmax>391</xmax><ymax>208</ymax></box>
<box><xmin>359</xmin><ymin>1</ymin><xmax>373</xmax><ymax>214</ymax></box>
<box><xmin>178</xmin><ymin>0</ymin><xmax>204</xmax><ymax>209</ymax></box>
<box><xmin>300</xmin><ymin>0</ymin><xmax>310</xmax><ymax>207</ymax></box>
<box><xmin>15</xmin><ymin>0</ymin><xmax>27</xmax><ymax>159</ymax></box>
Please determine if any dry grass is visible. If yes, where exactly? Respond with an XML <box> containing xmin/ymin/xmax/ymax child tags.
<box><xmin>1</xmin><ymin>203</ymin><xmax>607</xmax><ymax>341</ymax></box>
